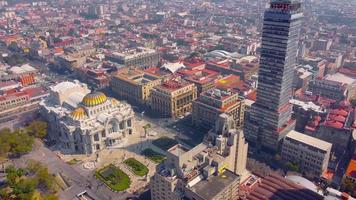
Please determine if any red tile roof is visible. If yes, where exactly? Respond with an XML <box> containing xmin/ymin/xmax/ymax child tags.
<box><xmin>324</xmin><ymin>121</ymin><xmax>344</xmax><ymax>129</ymax></box>
<box><xmin>246</xmin><ymin>174</ymin><xmax>324</xmax><ymax>200</ymax></box>
<box><xmin>247</xmin><ymin>90</ymin><xmax>257</xmax><ymax>101</ymax></box>
<box><xmin>215</xmin><ymin>74</ymin><xmax>248</xmax><ymax>92</ymax></box>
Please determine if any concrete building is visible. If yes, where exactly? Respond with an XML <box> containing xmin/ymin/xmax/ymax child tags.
<box><xmin>300</xmin><ymin>57</ymin><xmax>327</xmax><ymax>79</ymax></box>
<box><xmin>192</xmin><ymin>88</ymin><xmax>245</xmax><ymax>130</ymax></box>
<box><xmin>308</xmin><ymin>79</ymin><xmax>348</xmax><ymax>101</ymax></box>
<box><xmin>106</xmin><ymin>47</ymin><xmax>160</xmax><ymax>69</ymax></box>
<box><xmin>244</xmin><ymin>0</ymin><xmax>303</xmax><ymax>151</ymax></box>
<box><xmin>54</xmin><ymin>45</ymin><xmax>96</xmax><ymax>71</ymax></box>
<box><xmin>150</xmin><ymin>114</ymin><xmax>248</xmax><ymax>200</ymax></box>
<box><xmin>111</xmin><ymin>68</ymin><xmax>161</xmax><ymax>106</ymax></box>
<box><xmin>40</xmin><ymin>81</ymin><xmax>135</xmax><ymax>155</ymax></box>
<box><xmin>293</xmin><ymin>67</ymin><xmax>313</xmax><ymax>92</ymax></box>
<box><xmin>150</xmin><ymin>77</ymin><xmax>197</xmax><ymax>118</ymax></box>
<box><xmin>281</xmin><ymin>130</ymin><xmax>332</xmax><ymax>178</ymax></box>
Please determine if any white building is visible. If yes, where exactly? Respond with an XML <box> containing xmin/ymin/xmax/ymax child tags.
<box><xmin>151</xmin><ymin>114</ymin><xmax>249</xmax><ymax>200</ymax></box>
<box><xmin>281</xmin><ymin>130</ymin><xmax>332</xmax><ymax>178</ymax></box>
<box><xmin>40</xmin><ymin>80</ymin><xmax>135</xmax><ymax>154</ymax></box>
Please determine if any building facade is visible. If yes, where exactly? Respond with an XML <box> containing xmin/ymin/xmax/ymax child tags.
<box><xmin>40</xmin><ymin>81</ymin><xmax>135</xmax><ymax>155</ymax></box>
<box><xmin>110</xmin><ymin>68</ymin><xmax>162</xmax><ymax>106</ymax></box>
<box><xmin>150</xmin><ymin>114</ymin><xmax>248</xmax><ymax>200</ymax></box>
<box><xmin>192</xmin><ymin>88</ymin><xmax>245</xmax><ymax>130</ymax></box>
<box><xmin>150</xmin><ymin>78</ymin><xmax>197</xmax><ymax>118</ymax></box>
<box><xmin>281</xmin><ymin>130</ymin><xmax>332</xmax><ymax>178</ymax></box>
<box><xmin>106</xmin><ymin>47</ymin><xmax>160</xmax><ymax>69</ymax></box>
<box><xmin>308</xmin><ymin>79</ymin><xmax>348</xmax><ymax>101</ymax></box>
<box><xmin>244</xmin><ymin>0</ymin><xmax>303</xmax><ymax>151</ymax></box>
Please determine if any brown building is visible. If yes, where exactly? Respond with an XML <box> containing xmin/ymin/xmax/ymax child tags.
<box><xmin>111</xmin><ymin>68</ymin><xmax>161</xmax><ymax>106</ymax></box>
<box><xmin>179</xmin><ymin>68</ymin><xmax>219</xmax><ymax>96</ymax></box>
<box><xmin>150</xmin><ymin>77</ymin><xmax>197</xmax><ymax>118</ymax></box>
<box><xmin>192</xmin><ymin>88</ymin><xmax>245</xmax><ymax>130</ymax></box>
<box><xmin>106</xmin><ymin>47</ymin><xmax>160</xmax><ymax>69</ymax></box>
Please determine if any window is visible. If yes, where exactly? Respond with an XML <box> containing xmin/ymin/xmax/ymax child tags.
<box><xmin>119</xmin><ymin>122</ymin><xmax>124</xmax><ymax>129</ymax></box>
<box><xmin>94</xmin><ymin>134</ymin><xmax>99</xmax><ymax>141</ymax></box>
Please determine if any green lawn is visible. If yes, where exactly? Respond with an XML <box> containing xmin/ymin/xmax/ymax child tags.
<box><xmin>141</xmin><ymin>148</ymin><xmax>166</xmax><ymax>163</ymax></box>
<box><xmin>95</xmin><ymin>164</ymin><xmax>130</xmax><ymax>191</ymax></box>
<box><xmin>124</xmin><ymin>158</ymin><xmax>149</xmax><ymax>177</ymax></box>
<box><xmin>66</xmin><ymin>159</ymin><xmax>80</xmax><ymax>165</ymax></box>
<box><xmin>152</xmin><ymin>137</ymin><xmax>178</xmax><ymax>151</ymax></box>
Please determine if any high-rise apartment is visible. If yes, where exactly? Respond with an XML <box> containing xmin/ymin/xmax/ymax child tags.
<box><xmin>244</xmin><ymin>0</ymin><xmax>303</xmax><ymax>151</ymax></box>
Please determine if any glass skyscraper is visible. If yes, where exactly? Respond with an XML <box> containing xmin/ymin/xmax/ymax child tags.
<box><xmin>244</xmin><ymin>0</ymin><xmax>303</xmax><ymax>151</ymax></box>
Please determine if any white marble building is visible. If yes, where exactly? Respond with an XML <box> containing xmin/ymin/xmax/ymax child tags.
<box><xmin>40</xmin><ymin>80</ymin><xmax>135</xmax><ymax>154</ymax></box>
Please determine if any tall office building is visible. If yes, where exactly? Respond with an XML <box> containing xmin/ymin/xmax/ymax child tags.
<box><xmin>244</xmin><ymin>0</ymin><xmax>303</xmax><ymax>151</ymax></box>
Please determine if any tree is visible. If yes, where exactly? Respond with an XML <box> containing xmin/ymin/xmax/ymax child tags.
<box><xmin>2</xmin><ymin>163</ymin><xmax>58</xmax><ymax>200</ymax></box>
<box><xmin>143</xmin><ymin>123</ymin><xmax>151</xmax><ymax>137</ymax></box>
<box><xmin>9</xmin><ymin>130</ymin><xmax>34</xmax><ymax>155</ymax></box>
<box><xmin>341</xmin><ymin>177</ymin><xmax>356</xmax><ymax>195</ymax></box>
<box><xmin>0</xmin><ymin>129</ymin><xmax>11</xmax><ymax>157</ymax></box>
<box><xmin>27</xmin><ymin>160</ymin><xmax>57</xmax><ymax>193</ymax></box>
<box><xmin>350</xmin><ymin>99</ymin><xmax>356</xmax><ymax>107</ymax></box>
<box><xmin>285</xmin><ymin>162</ymin><xmax>300</xmax><ymax>172</ymax></box>
<box><xmin>44</xmin><ymin>194</ymin><xmax>59</xmax><ymax>200</ymax></box>
<box><xmin>26</xmin><ymin>120</ymin><xmax>48</xmax><ymax>138</ymax></box>
<box><xmin>0</xmin><ymin>128</ymin><xmax>34</xmax><ymax>157</ymax></box>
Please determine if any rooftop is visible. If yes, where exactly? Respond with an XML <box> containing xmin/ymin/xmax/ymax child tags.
<box><xmin>110</xmin><ymin>47</ymin><xmax>156</xmax><ymax>60</ymax></box>
<box><xmin>246</xmin><ymin>173</ymin><xmax>324</xmax><ymax>200</ymax></box>
<box><xmin>325</xmin><ymin>73</ymin><xmax>355</xmax><ymax>86</ymax></box>
<box><xmin>285</xmin><ymin>130</ymin><xmax>332</xmax><ymax>151</ymax></box>
<box><xmin>157</xmin><ymin>78</ymin><xmax>192</xmax><ymax>92</ymax></box>
<box><xmin>215</xmin><ymin>74</ymin><xmax>248</xmax><ymax>92</ymax></box>
<box><xmin>115</xmin><ymin>68</ymin><xmax>159</xmax><ymax>84</ymax></box>
<box><xmin>187</xmin><ymin>170</ymin><xmax>239</xmax><ymax>200</ymax></box>
<box><xmin>345</xmin><ymin>154</ymin><xmax>356</xmax><ymax>179</ymax></box>
<box><xmin>168</xmin><ymin>144</ymin><xmax>189</xmax><ymax>157</ymax></box>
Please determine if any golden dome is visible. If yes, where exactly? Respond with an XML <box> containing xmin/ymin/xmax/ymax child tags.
<box><xmin>82</xmin><ymin>92</ymin><xmax>107</xmax><ymax>107</ymax></box>
<box><xmin>70</xmin><ymin>107</ymin><xmax>87</xmax><ymax>120</ymax></box>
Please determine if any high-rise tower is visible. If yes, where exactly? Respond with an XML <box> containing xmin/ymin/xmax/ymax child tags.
<box><xmin>244</xmin><ymin>0</ymin><xmax>303</xmax><ymax>151</ymax></box>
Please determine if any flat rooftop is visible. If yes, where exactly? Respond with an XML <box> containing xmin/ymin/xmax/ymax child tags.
<box><xmin>202</xmin><ymin>88</ymin><xmax>235</xmax><ymax>101</ymax></box>
<box><xmin>325</xmin><ymin>73</ymin><xmax>355</xmax><ymax>86</ymax></box>
<box><xmin>168</xmin><ymin>144</ymin><xmax>189</xmax><ymax>156</ymax></box>
<box><xmin>111</xmin><ymin>47</ymin><xmax>156</xmax><ymax>59</ymax></box>
<box><xmin>156</xmin><ymin>79</ymin><xmax>191</xmax><ymax>92</ymax></box>
<box><xmin>188</xmin><ymin>170</ymin><xmax>239</xmax><ymax>200</ymax></box>
<box><xmin>285</xmin><ymin>130</ymin><xmax>332</xmax><ymax>151</ymax></box>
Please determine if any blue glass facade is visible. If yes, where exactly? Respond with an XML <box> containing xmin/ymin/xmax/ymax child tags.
<box><xmin>244</xmin><ymin>0</ymin><xmax>303</xmax><ymax>151</ymax></box>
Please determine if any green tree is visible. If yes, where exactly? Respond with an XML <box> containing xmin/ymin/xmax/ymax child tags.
<box><xmin>350</xmin><ymin>99</ymin><xmax>356</xmax><ymax>107</ymax></box>
<box><xmin>3</xmin><ymin>163</ymin><xmax>58</xmax><ymax>200</ymax></box>
<box><xmin>0</xmin><ymin>128</ymin><xmax>12</xmax><ymax>157</ymax></box>
<box><xmin>285</xmin><ymin>162</ymin><xmax>300</xmax><ymax>172</ymax></box>
<box><xmin>26</xmin><ymin>120</ymin><xmax>48</xmax><ymax>138</ymax></box>
<box><xmin>341</xmin><ymin>177</ymin><xmax>356</xmax><ymax>195</ymax></box>
<box><xmin>43</xmin><ymin>194</ymin><xmax>59</xmax><ymax>200</ymax></box>
<box><xmin>12</xmin><ymin>178</ymin><xmax>38</xmax><ymax>197</ymax></box>
<box><xmin>27</xmin><ymin>160</ymin><xmax>57</xmax><ymax>193</ymax></box>
<box><xmin>8</xmin><ymin>130</ymin><xmax>34</xmax><ymax>155</ymax></box>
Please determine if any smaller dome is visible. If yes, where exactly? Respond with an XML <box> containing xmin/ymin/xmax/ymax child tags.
<box><xmin>82</xmin><ymin>92</ymin><xmax>107</xmax><ymax>107</ymax></box>
<box><xmin>70</xmin><ymin>107</ymin><xmax>87</xmax><ymax>120</ymax></box>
